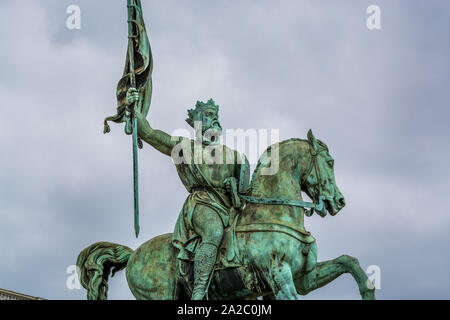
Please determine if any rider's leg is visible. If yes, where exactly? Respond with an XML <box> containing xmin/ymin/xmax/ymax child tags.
<box><xmin>191</xmin><ymin>205</ymin><xmax>224</xmax><ymax>300</ymax></box>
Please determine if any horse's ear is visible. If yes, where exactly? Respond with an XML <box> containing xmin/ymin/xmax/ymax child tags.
<box><xmin>307</xmin><ymin>129</ymin><xmax>318</xmax><ymax>150</ymax></box>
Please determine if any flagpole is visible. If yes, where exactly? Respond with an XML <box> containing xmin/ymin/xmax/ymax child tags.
<box><xmin>126</xmin><ymin>0</ymin><xmax>140</xmax><ymax>238</ymax></box>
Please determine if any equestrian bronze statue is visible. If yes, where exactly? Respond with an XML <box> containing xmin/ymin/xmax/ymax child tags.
<box><xmin>77</xmin><ymin>1</ymin><xmax>375</xmax><ymax>300</ymax></box>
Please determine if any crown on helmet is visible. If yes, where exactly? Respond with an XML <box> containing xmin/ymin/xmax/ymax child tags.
<box><xmin>186</xmin><ymin>98</ymin><xmax>219</xmax><ymax>128</ymax></box>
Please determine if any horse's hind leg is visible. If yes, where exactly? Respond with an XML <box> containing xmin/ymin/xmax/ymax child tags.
<box><xmin>295</xmin><ymin>255</ymin><xmax>375</xmax><ymax>300</ymax></box>
<box><xmin>126</xmin><ymin>233</ymin><xmax>180</xmax><ymax>300</ymax></box>
<box><xmin>265</xmin><ymin>262</ymin><xmax>298</xmax><ymax>300</ymax></box>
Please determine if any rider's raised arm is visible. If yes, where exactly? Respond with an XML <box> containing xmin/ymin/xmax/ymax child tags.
<box><xmin>136</xmin><ymin>114</ymin><xmax>181</xmax><ymax>156</ymax></box>
<box><xmin>126</xmin><ymin>88</ymin><xmax>181</xmax><ymax>156</ymax></box>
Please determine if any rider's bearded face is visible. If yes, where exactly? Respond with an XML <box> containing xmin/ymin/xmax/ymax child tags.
<box><xmin>200</xmin><ymin>108</ymin><xmax>222</xmax><ymax>145</ymax></box>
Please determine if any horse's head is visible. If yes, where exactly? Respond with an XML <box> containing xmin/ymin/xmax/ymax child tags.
<box><xmin>302</xmin><ymin>130</ymin><xmax>345</xmax><ymax>217</ymax></box>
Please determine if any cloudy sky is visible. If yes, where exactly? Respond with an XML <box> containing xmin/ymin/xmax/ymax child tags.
<box><xmin>0</xmin><ymin>0</ymin><xmax>449</xmax><ymax>300</ymax></box>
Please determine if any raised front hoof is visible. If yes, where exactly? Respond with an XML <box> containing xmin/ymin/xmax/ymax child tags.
<box><xmin>362</xmin><ymin>288</ymin><xmax>376</xmax><ymax>300</ymax></box>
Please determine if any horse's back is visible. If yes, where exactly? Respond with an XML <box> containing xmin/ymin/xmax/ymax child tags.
<box><xmin>126</xmin><ymin>233</ymin><xmax>179</xmax><ymax>300</ymax></box>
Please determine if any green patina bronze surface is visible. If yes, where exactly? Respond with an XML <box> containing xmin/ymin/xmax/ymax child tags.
<box><xmin>76</xmin><ymin>1</ymin><xmax>376</xmax><ymax>300</ymax></box>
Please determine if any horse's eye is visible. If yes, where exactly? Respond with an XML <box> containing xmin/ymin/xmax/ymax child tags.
<box><xmin>328</xmin><ymin>160</ymin><xmax>334</xmax><ymax>167</ymax></box>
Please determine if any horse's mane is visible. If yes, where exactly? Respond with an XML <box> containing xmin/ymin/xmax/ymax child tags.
<box><xmin>249</xmin><ymin>137</ymin><xmax>329</xmax><ymax>190</ymax></box>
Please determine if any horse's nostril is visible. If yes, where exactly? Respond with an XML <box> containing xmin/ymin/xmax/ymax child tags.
<box><xmin>339</xmin><ymin>198</ymin><xmax>346</xmax><ymax>207</ymax></box>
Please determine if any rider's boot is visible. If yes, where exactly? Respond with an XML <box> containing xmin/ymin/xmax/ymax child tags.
<box><xmin>191</xmin><ymin>242</ymin><xmax>218</xmax><ymax>300</ymax></box>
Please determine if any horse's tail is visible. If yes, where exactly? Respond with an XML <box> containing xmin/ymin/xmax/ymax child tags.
<box><xmin>76</xmin><ymin>242</ymin><xmax>133</xmax><ymax>300</ymax></box>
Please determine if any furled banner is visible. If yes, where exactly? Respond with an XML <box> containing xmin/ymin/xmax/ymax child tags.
<box><xmin>103</xmin><ymin>0</ymin><xmax>153</xmax><ymax>143</ymax></box>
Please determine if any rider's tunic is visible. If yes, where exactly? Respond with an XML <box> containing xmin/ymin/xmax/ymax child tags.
<box><xmin>172</xmin><ymin>139</ymin><xmax>241</xmax><ymax>262</ymax></box>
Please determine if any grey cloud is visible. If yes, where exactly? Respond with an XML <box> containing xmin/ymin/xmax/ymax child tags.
<box><xmin>0</xmin><ymin>0</ymin><xmax>449</xmax><ymax>299</ymax></box>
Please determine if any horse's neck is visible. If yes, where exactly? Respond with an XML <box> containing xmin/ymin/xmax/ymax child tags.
<box><xmin>250</xmin><ymin>139</ymin><xmax>310</xmax><ymax>198</ymax></box>
<box><xmin>247</xmin><ymin>139</ymin><xmax>311</xmax><ymax>228</ymax></box>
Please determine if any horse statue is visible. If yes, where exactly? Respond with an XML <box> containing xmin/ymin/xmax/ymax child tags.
<box><xmin>76</xmin><ymin>130</ymin><xmax>375</xmax><ymax>300</ymax></box>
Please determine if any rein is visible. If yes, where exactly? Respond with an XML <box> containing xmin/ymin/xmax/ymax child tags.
<box><xmin>241</xmin><ymin>145</ymin><xmax>327</xmax><ymax>216</ymax></box>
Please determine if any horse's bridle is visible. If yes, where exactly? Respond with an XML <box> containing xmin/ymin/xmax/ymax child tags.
<box><xmin>300</xmin><ymin>144</ymin><xmax>328</xmax><ymax>217</ymax></box>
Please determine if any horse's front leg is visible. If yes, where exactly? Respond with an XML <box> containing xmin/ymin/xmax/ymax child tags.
<box><xmin>265</xmin><ymin>261</ymin><xmax>299</xmax><ymax>300</ymax></box>
<box><xmin>295</xmin><ymin>255</ymin><xmax>376</xmax><ymax>300</ymax></box>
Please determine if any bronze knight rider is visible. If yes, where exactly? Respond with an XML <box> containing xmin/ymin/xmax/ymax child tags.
<box><xmin>128</xmin><ymin>88</ymin><xmax>250</xmax><ymax>300</ymax></box>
